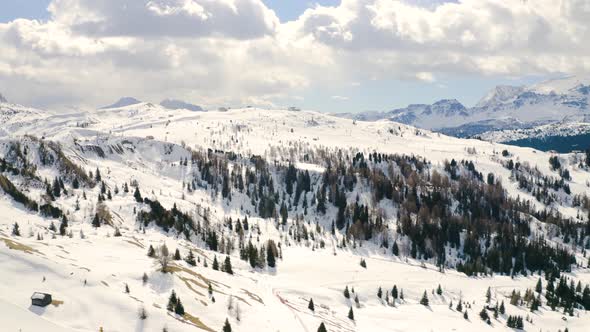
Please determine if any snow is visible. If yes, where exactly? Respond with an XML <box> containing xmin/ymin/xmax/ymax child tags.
<box><xmin>1</xmin><ymin>103</ymin><xmax>590</xmax><ymax>331</ymax></box>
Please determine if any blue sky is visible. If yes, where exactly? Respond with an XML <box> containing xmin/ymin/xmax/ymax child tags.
<box><xmin>0</xmin><ymin>1</ymin><xmax>566</xmax><ymax>112</ymax></box>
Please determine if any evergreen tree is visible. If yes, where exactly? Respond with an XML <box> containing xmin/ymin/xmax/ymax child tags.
<box><xmin>317</xmin><ymin>322</ymin><xmax>327</xmax><ymax>332</ymax></box>
<box><xmin>377</xmin><ymin>287</ymin><xmax>383</xmax><ymax>299</ymax></box>
<box><xmin>173</xmin><ymin>248</ymin><xmax>181</xmax><ymax>260</ymax></box>
<box><xmin>308</xmin><ymin>298</ymin><xmax>315</xmax><ymax>312</ymax></box>
<box><xmin>213</xmin><ymin>255</ymin><xmax>220</xmax><ymax>270</ymax></box>
<box><xmin>125</xmin><ymin>283</ymin><xmax>130</xmax><ymax>293</ymax></box>
<box><xmin>348</xmin><ymin>307</ymin><xmax>354</xmax><ymax>320</ymax></box>
<box><xmin>360</xmin><ymin>258</ymin><xmax>367</xmax><ymax>268</ymax></box>
<box><xmin>420</xmin><ymin>291</ymin><xmax>429</xmax><ymax>306</ymax></box>
<box><xmin>92</xmin><ymin>213</ymin><xmax>100</xmax><ymax>227</ymax></box>
<box><xmin>392</xmin><ymin>241</ymin><xmax>399</xmax><ymax>256</ymax></box>
<box><xmin>499</xmin><ymin>300</ymin><xmax>505</xmax><ymax>315</ymax></box>
<box><xmin>147</xmin><ymin>245</ymin><xmax>156</xmax><ymax>257</ymax></box>
<box><xmin>536</xmin><ymin>278</ymin><xmax>543</xmax><ymax>293</ymax></box>
<box><xmin>486</xmin><ymin>287</ymin><xmax>492</xmax><ymax>303</ymax></box>
<box><xmin>11</xmin><ymin>222</ymin><xmax>20</xmax><ymax>236</ymax></box>
<box><xmin>52</xmin><ymin>177</ymin><xmax>61</xmax><ymax>198</ymax></box>
<box><xmin>223</xmin><ymin>256</ymin><xmax>233</xmax><ymax>275</ymax></box>
<box><xmin>479</xmin><ymin>307</ymin><xmax>489</xmax><ymax>322</ymax></box>
<box><xmin>267</xmin><ymin>241</ymin><xmax>276</xmax><ymax>268</ymax></box>
<box><xmin>59</xmin><ymin>215</ymin><xmax>68</xmax><ymax>236</ymax></box>
<box><xmin>436</xmin><ymin>284</ymin><xmax>443</xmax><ymax>295</ymax></box>
<box><xmin>223</xmin><ymin>318</ymin><xmax>232</xmax><ymax>332</ymax></box>
<box><xmin>392</xmin><ymin>285</ymin><xmax>398</xmax><ymax>299</ymax></box>
<box><xmin>456</xmin><ymin>301</ymin><xmax>463</xmax><ymax>312</ymax></box>
<box><xmin>174</xmin><ymin>297</ymin><xmax>185</xmax><ymax>315</ymax></box>
<box><xmin>463</xmin><ymin>310</ymin><xmax>468</xmax><ymax>320</ymax></box>
<box><xmin>344</xmin><ymin>286</ymin><xmax>350</xmax><ymax>299</ymax></box>
<box><xmin>167</xmin><ymin>290</ymin><xmax>177</xmax><ymax>312</ymax></box>
<box><xmin>134</xmin><ymin>187</ymin><xmax>143</xmax><ymax>203</ymax></box>
<box><xmin>95</xmin><ymin>167</ymin><xmax>101</xmax><ymax>182</ymax></box>
<box><xmin>185</xmin><ymin>250</ymin><xmax>196</xmax><ymax>266</ymax></box>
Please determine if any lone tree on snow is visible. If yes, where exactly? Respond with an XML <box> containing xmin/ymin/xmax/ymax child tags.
<box><xmin>159</xmin><ymin>244</ymin><xmax>170</xmax><ymax>273</ymax></box>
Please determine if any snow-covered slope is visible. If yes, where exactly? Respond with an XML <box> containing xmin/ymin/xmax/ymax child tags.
<box><xmin>2</xmin><ymin>101</ymin><xmax>590</xmax><ymax>332</ymax></box>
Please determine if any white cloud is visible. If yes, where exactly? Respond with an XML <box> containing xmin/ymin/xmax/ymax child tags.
<box><xmin>0</xmin><ymin>0</ymin><xmax>589</xmax><ymax>110</ymax></box>
<box><xmin>331</xmin><ymin>95</ymin><xmax>349</xmax><ymax>101</ymax></box>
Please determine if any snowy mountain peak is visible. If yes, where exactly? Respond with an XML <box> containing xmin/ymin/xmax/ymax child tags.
<box><xmin>99</xmin><ymin>97</ymin><xmax>142</xmax><ymax>109</ymax></box>
<box><xmin>0</xmin><ymin>93</ymin><xmax>7</xmax><ymax>103</ymax></box>
<box><xmin>160</xmin><ymin>98</ymin><xmax>203</xmax><ymax>112</ymax></box>
<box><xmin>475</xmin><ymin>85</ymin><xmax>525</xmax><ymax>108</ymax></box>
<box><xmin>529</xmin><ymin>75</ymin><xmax>590</xmax><ymax>95</ymax></box>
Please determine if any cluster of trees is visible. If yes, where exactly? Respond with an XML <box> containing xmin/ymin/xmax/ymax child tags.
<box><xmin>506</xmin><ymin>315</ymin><xmax>524</xmax><ymax>329</ymax></box>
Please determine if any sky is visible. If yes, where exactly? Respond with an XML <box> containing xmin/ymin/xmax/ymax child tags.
<box><xmin>0</xmin><ymin>0</ymin><xmax>586</xmax><ymax>112</ymax></box>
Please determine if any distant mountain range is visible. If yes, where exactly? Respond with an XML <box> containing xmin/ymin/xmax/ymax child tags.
<box><xmin>337</xmin><ymin>75</ymin><xmax>590</xmax><ymax>140</ymax></box>
<box><xmin>100</xmin><ymin>97</ymin><xmax>203</xmax><ymax>112</ymax></box>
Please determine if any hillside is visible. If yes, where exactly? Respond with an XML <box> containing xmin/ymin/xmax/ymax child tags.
<box><xmin>2</xmin><ymin>101</ymin><xmax>590</xmax><ymax>332</ymax></box>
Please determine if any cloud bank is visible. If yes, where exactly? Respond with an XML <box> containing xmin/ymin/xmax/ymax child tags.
<box><xmin>1</xmin><ymin>0</ymin><xmax>589</xmax><ymax>109</ymax></box>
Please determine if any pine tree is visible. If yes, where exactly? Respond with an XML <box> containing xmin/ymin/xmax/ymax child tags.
<box><xmin>486</xmin><ymin>287</ymin><xmax>492</xmax><ymax>303</ymax></box>
<box><xmin>317</xmin><ymin>322</ymin><xmax>327</xmax><ymax>332</ymax></box>
<box><xmin>348</xmin><ymin>307</ymin><xmax>354</xmax><ymax>320</ymax></box>
<box><xmin>463</xmin><ymin>310</ymin><xmax>468</xmax><ymax>320</ymax></box>
<box><xmin>536</xmin><ymin>278</ymin><xmax>543</xmax><ymax>294</ymax></box>
<box><xmin>147</xmin><ymin>245</ymin><xmax>156</xmax><ymax>257</ymax></box>
<box><xmin>456</xmin><ymin>301</ymin><xmax>463</xmax><ymax>312</ymax></box>
<box><xmin>377</xmin><ymin>287</ymin><xmax>383</xmax><ymax>299</ymax></box>
<box><xmin>223</xmin><ymin>256</ymin><xmax>233</xmax><ymax>275</ymax></box>
<box><xmin>185</xmin><ymin>250</ymin><xmax>196</xmax><ymax>266</ymax></box>
<box><xmin>52</xmin><ymin>177</ymin><xmax>61</xmax><ymax>197</ymax></box>
<box><xmin>95</xmin><ymin>167</ymin><xmax>101</xmax><ymax>182</ymax></box>
<box><xmin>392</xmin><ymin>241</ymin><xmax>399</xmax><ymax>256</ymax></box>
<box><xmin>212</xmin><ymin>255</ymin><xmax>219</xmax><ymax>270</ymax></box>
<box><xmin>479</xmin><ymin>307</ymin><xmax>489</xmax><ymax>321</ymax></box>
<box><xmin>92</xmin><ymin>213</ymin><xmax>100</xmax><ymax>227</ymax></box>
<box><xmin>392</xmin><ymin>285</ymin><xmax>398</xmax><ymax>299</ymax></box>
<box><xmin>167</xmin><ymin>290</ymin><xmax>177</xmax><ymax>312</ymax></box>
<box><xmin>420</xmin><ymin>291</ymin><xmax>429</xmax><ymax>306</ymax></box>
<box><xmin>173</xmin><ymin>248</ymin><xmax>181</xmax><ymax>260</ymax></box>
<box><xmin>360</xmin><ymin>258</ymin><xmax>367</xmax><ymax>268</ymax></box>
<box><xmin>308</xmin><ymin>298</ymin><xmax>315</xmax><ymax>312</ymax></box>
<box><xmin>223</xmin><ymin>318</ymin><xmax>232</xmax><ymax>332</ymax></box>
<box><xmin>11</xmin><ymin>222</ymin><xmax>20</xmax><ymax>236</ymax></box>
<box><xmin>267</xmin><ymin>242</ymin><xmax>276</xmax><ymax>268</ymax></box>
<box><xmin>174</xmin><ymin>297</ymin><xmax>185</xmax><ymax>315</ymax></box>
<box><xmin>134</xmin><ymin>187</ymin><xmax>143</xmax><ymax>203</ymax></box>
<box><xmin>59</xmin><ymin>215</ymin><xmax>68</xmax><ymax>236</ymax></box>
<box><xmin>208</xmin><ymin>282</ymin><xmax>213</xmax><ymax>295</ymax></box>
<box><xmin>499</xmin><ymin>300</ymin><xmax>505</xmax><ymax>314</ymax></box>
<box><xmin>437</xmin><ymin>284</ymin><xmax>443</xmax><ymax>295</ymax></box>
<box><xmin>142</xmin><ymin>272</ymin><xmax>148</xmax><ymax>285</ymax></box>
<box><xmin>344</xmin><ymin>286</ymin><xmax>350</xmax><ymax>299</ymax></box>
<box><xmin>125</xmin><ymin>283</ymin><xmax>130</xmax><ymax>293</ymax></box>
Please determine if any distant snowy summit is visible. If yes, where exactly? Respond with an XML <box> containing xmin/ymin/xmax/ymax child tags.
<box><xmin>338</xmin><ymin>75</ymin><xmax>590</xmax><ymax>137</ymax></box>
<box><xmin>100</xmin><ymin>97</ymin><xmax>142</xmax><ymax>109</ymax></box>
<box><xmin>160</xmin><ymin>99</ymin><xmax>203</xmax><ymax>112</ymax></box>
